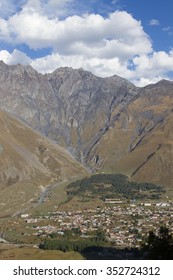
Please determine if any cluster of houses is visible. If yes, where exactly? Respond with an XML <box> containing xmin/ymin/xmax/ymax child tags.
<box><xmin>20</xmin><ymin>201</ymin><xmax>173</xmax><ymax>248</ymax></box>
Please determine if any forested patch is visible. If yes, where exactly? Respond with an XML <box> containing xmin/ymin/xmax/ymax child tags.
<box><xmin>66</xmin><ymin>174</ymin><xmax>165</xmax><ymax>200</ymax></box>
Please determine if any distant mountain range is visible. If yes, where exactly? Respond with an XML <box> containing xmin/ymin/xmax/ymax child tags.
<box><xmin>0</xmin><ymin>60</ymin><xmax>173</xmax><ymax>191</ymax></box>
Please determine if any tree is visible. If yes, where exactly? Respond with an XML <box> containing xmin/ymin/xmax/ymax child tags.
<box><xmin>95</xmin><ymin>229</ymin><xmax>106</xmax><ymax>243</ymax></box>
<box><xmin>143</xmin><ymin>226</ymin><xmax>173</xmax><ymax>259</ymax></box>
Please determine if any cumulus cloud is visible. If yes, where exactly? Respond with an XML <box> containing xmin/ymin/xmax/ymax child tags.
<box><xmin>128</xmin><ymin>50</ymin><xmax>173</xmax><ymax>86</ymax></box>
<box><xmin>0</xmin><ymin>49</ymin><xmax>31</xmax><ymax>64</ymax></box>
<box><xmin>1</xmin><ymin>8</ymin><xmax>152</xmax><ymax>57</ymax></box>
<box><xmin>0</xmin><ymin>18</ymin><xmax>10</xmax><ymax>40</ymax></box>
<box><xmin>133</xmin><ymin>50</ymin><xmax>173</xmax><ymax>75</ymax></box>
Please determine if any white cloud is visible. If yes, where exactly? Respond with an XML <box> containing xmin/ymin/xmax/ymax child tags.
<box><xmin>0</xmin><ymin>50</ymin><xmax>11</xmax><ymax>61</ymax></box>
<box><xmin>8</xmin><ymin>10</ymin><xmax>60</xmax><ymax>48</ymax></box>
<box><xmin>0</xmin><ymin>49</ymin><xmax>31</xmax><ymax>64</ymax></box>
<box><xmin>127</xmin><ymin>50</ymin><xmax>173</xmax><ymax>86</ymax></box>
<box><xmin>0</xmin><ymin>18</ymin><xmax>10</xmax><ymax>40</ymax></box>
<box><xmin>149</xmin><ymin>19</ymin><xmax>160</xmax><ymax>26</ymax></box>
<box><xmin>2</xmin><ymin>9</ymin><xmax>152</xmax><ymax>58</ymax></box>
<box><xmin>133</xmin><ymin>50</ymin><xmax>173</xmax><ymax>75</ymax></box>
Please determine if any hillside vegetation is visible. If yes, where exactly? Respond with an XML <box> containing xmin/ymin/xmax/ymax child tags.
<box><xmin>66</xmin><ymin>174</ymin><xmax>165</xmax><ymax>201</ymax></box>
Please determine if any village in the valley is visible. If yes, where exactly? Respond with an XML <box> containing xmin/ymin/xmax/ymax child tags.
<box><xmin>17</xmin><ymin>199</ymin><xmax>173</xmax><ymax>248</ymax></box>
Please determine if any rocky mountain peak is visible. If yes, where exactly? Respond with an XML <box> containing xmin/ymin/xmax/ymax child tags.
<box><xmin>0</xmin><ymin>61</ymin><xmax>40</xmax><ymax>84</ymax></box>
<box><xmin>144</xmin><ymin>79</ymin><xmax>173</xmax><ymax>89</ymax></box>
<box><xmin>0</xmin><ymin>60</ymin><xmax>8</xmax><ymax>70</ymax></box>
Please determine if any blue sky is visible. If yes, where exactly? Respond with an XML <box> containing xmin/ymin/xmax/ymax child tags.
<box><xmin>0</xmin><ymin>0</ymin><xmax>173</xmax><ymax>86</ymax></box>
<box><xmin>120</xmin><ymin>0</ymin><xmax>173</xmax><ymax>51</ymax></box>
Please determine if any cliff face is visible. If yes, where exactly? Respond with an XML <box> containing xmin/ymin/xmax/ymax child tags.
<box><xmin>0</xmin><ymin>61</ymin><xmax>138</xmax><ymax>164</ymax></box>
<box><xmin>1</xmin><ymin>61</ymin><xmax>173</xmax><ymax>189</ymax></box>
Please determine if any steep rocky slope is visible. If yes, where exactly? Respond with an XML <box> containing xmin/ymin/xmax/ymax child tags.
<box><xmin>0</xmin><ymin>61</ymin><xmax>138</xmax><ymax>164</ymax></box>
<box><xmin>90</xmin><ymin>80</ymin><xmax>173</xmax><ymax>190</ymax></box>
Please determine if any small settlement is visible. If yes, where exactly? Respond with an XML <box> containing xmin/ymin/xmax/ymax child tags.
<box><xmin>20</xmin><ymin>200</ymin><xmax>173</xmax><ymax>248</ymax></box>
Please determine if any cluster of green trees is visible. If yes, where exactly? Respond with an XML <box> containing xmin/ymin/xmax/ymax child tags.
<box><xmin>143</xmin><ymin>226</ymin><xmax>173</xmax><ymax>259</ymax></box>
<box><xmin>39</xmin><ymin>239</ymin><xmax>98</xmax><ymax>252</ymax></box>
<box><xmin>66</xmin><ymin>173</ymin><xmax>164</xmax><ymax>200</ymax></box>
<box><xmin>39</xmin><ymin>229</ymin><xmax>107</xmax><ymax>253</ymax></box>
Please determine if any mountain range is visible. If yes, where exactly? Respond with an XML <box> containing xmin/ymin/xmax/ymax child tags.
<box><xmin>0</xmin><ymin>60</ymin><xmax>173</xmax><ymax>194</ymax></box>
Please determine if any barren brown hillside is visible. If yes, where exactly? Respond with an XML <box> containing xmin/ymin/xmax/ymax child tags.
<box><xmin>0</xmin><ymin>110</ymin><xmax>87</xmax><ymax>215</ymax></box>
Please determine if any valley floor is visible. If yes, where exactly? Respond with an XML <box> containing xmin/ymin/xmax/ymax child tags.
<box><xmin>1</xmin><ymin>199</ymin><xmax>173</xmax><ymax>259</ymax></box>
